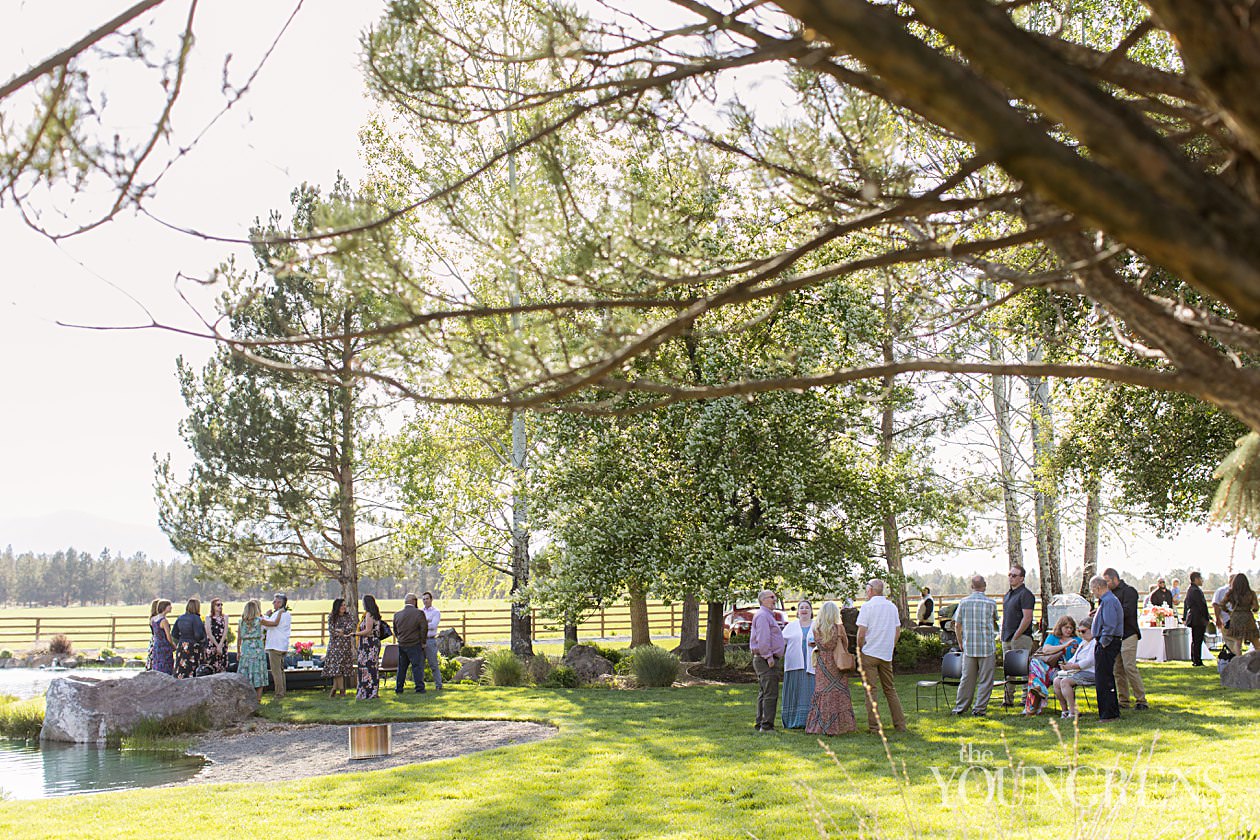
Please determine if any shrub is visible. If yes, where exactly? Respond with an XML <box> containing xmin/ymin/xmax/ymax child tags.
<box><xmin>724</xmin><ymin>648</ymin><xmax>753</xmax><ymax>669</ymax></box>
<box><xmin>439</xmin><ymin>654</ymin><xmax>460</xmax><ymax>682</ymax></box>
<box><xmin>49</xmin><ymin>634</ymin><xmax>73</xmax><ymax>655</ymax></box>
<box><xmin>0</xmin><ymin>650</ymin><xmax>11</xmax><ymax>660</ymax></box>
<box><xmin>629</xmin><ymin>644</ymin><xmax>679</xmax><ymax>688</ymax></box>
<box><xmin>525</xmin><ymin>654</ymin><xmax>563</xmax><ymax>685</ymax></box>
<box><xmin>460</xmin><ymin>645</ymin><xmax>485</xmax><ymax>658</ymax></box>
<box><xmin>917</xmin><ymin>634</ymin><xmax>946</xmax><ymax>662</ymax></box>
<box><xmin>540</xmin><ymin>665</ymin><xmax>580</xmax><ymax>688</ymax></box>
<box><xmin>482</xmin><ymin>649</ymin><xmax>525</xmax><ymax>687</ymax></box>
<box><xmin>892</xmin><ymin>630</ymin><xmax>922</xmax><ymax>670</ymax></box>
<box><xmin>589</xmin><ymin>643</ymin><xmax>624</xmax><ymax>665</ymax></box>
<box><xmin>0</xmin><ymin>695</ymin><xmax>44</xmax><ymax>739</ymax></box>
<box><xmin>727</xmin><ymin>631</ymin><xmax>751</xmax><ymax>647</ymax></box>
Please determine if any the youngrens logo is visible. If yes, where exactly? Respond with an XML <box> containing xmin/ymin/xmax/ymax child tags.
<box><xmin>927</xmin><ymin>742</ymin><xmax>1223</xmax><ymax>807</ymax></box>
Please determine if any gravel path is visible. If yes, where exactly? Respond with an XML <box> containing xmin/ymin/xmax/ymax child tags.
<box><xmin>185</xmin><ymin>719</ymin><xmax>557</xmax><ymax>785</ymax></box>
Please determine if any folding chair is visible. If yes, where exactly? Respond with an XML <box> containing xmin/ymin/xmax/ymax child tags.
<box><xmin>1000</xmin><ymin>648</ymin><xmax>1030</xmax><ymax>711</ymax></box>
<box><xmin>917</xmin><ymin>650</ymin><xmax>964</xmax><ymax>711</ymax></box>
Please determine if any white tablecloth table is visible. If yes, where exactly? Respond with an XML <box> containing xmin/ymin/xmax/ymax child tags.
<box><xmin>1136</xmin><ymin>625</ymin><xmax>1173</xmax><ymax>661</ymax></box>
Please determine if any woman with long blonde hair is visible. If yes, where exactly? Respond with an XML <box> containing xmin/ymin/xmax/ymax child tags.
<box><xmin>805</xmin><ymin>601</ymin><xmax>856</xmax><ymax>736</ymax></box>
<box><xmin>237</xmin><ymin>599</ymin><xmax>269</xmax><ymax>699</ymax></box>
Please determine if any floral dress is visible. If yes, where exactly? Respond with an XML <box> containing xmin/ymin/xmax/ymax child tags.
<box><xmin>149</xmin><ymin>617</ymin><xmax>174</xmax><ymax>675</ymax></box>
<box><xmin>237</xmin><ymin>616</ymin><xmax>269</xmax><ymax>688</ymax></box>
<box><xmin>805</xmin><ymin>629</ymin><xmax>857</xmax><ymax>736</ymax></box>
<box><xmin>356</xmin><ymin>616</ymin><xmax>381</xmax><ymax>700</ymax></box>
<box><xmin>204</xmin><ymin>614</ymin><xmax>228</xmax><ymax>674</ymax></box>
<box><xmin>323</xmin><ymin>613</ymin><xmax>358</xmax><ymax>678</ymax></box>
<box><xmin>1024</xmin><ymin>633</ymin><xmax>1081</xmax><ymax>713</ymax></box>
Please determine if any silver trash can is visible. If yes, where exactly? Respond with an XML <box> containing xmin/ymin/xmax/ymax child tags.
<box><xmin>1164</xmin><ymin>627</ymin><xmax>1191</xmax><ymax>661</ymax></box>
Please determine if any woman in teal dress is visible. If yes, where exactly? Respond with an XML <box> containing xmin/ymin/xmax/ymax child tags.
<box><xmin>237</xmin><ymin>598</ymin><xmax>269</xmax><ymax>700</ymax></box>
<box><xmin>781</xmin><ymin>600</ymin><xmax>815</xmax><ymax>728</ymax></box>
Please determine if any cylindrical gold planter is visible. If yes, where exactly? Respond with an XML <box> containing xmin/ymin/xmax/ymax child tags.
<box><xmin>348</xmin><ymin>723</ymin><xmax>392</xmax><ymax>759</ymax></box>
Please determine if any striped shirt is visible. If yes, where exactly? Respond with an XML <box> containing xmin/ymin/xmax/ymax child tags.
<box><xmin>953</xmin><ymin>591</ymin><xmax>997</xmax><ymax>657</ymax></box>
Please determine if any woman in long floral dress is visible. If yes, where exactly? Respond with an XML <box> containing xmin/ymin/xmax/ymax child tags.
<box><xmin>1022</xmin><ymin>616</ymin><xmax>1081</xmax><ymax>716</ymax></box>
<box><xmin>148</xmin><ymin>599</ymin><xmax>175</xmax><ymax>675</ymax></box>
<box><xmin>805</xmin><ymin>601</ymin><xmax>857</xmax><ymax>736</ymax></box>
<box><xmin>204</xmin><ymin>598</ymin><xmax>229</xmax><ymax>674</ymax></box>
<box><xmin>323</xmin><ymin>597</ymin><xmax>358</xmax><ymax>698</ymax></box>
<box><xmin>355</xmin><ymin>594</ymin><xmax>384</xmax><ymax>700</ymax></box>
<box><xmin>236</xmin><ymin>599</ymin><xmax>269</xmax><ymax>700</ymax></box>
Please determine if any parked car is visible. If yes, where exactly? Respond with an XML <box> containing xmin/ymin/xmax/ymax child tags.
<box><xmin>724</xmin><ymin>604</ymin><xmax>789</xmax><ymax>643</ymax></box>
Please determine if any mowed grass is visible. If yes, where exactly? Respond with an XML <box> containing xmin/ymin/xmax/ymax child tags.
<box><xmin>0</xmin><ymin>661</ymin><xmax>1255</xmax><ymax>838</ymax></box>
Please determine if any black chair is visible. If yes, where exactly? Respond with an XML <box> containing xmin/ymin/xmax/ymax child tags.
<box><xmin>1000</xmin><ymin>648</ymin><xmax>1030</xmax><ymax>709</ymax></box>
<box><xmin>916</xmin><ymin>650</ymin><xmax>964</xmax><ymax>711</ymax></box>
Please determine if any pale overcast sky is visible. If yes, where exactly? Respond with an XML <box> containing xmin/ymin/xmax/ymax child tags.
<box><xmin>0</xmin><ymin>1</ymin><xmax>1252</xmax><ymax>575</ymax></box>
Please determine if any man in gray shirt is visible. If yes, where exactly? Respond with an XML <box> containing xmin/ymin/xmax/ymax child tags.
<box><xmin>393</xmin><ymin>594</ymin><xmax>429</xmax><ymax>695</ymax></box>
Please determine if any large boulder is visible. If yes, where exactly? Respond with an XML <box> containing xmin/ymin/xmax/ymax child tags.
<box><xmin>452</xmin><ymin>656</ymin><xmax>483</xmax><ymax>682</ymax></box>
<box><xmin>562</xmin><ymin>644</ymin><xmax>613</xmax><ymax>683</ymax></box>
<box><xmin>436</xmin><ymin>628</ymin><xmax>464</xmax><ymax>658</ymax></box>
<box><xmin>41</xmin><ymin>670</ymin><xmax>259</xmax><ymax>743</ymax></box>
<box><xmin>1221</xmin><ymin>650</ymin><xmax>1260</xmax><ymax>690</ymax></box>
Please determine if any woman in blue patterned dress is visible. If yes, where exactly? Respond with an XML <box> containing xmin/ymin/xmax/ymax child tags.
<box><xmin>355</xmin><ymin>594</ymin><xmax>383</xmax><ymax>700</ymax></box>
<box><xmin>781</xmin><ymin>600</ymin><xmax>815</xmax><ymax>729</ymax></box>
<box><xmin>236</xmin><ymin>599</ymin><xmax>269</xmax><ymax>700</ymax></box>
<box><xmin>149</xmin><ymin>599</ymin><xmax>175</xmax><ymax>675</ymax></box>
<box><xmin>1022</xmin><ymin>615</ymin><xmax>1081</xmax><ymax>716</ymax></box>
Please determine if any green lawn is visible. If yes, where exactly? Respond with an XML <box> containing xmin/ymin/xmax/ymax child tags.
<box><xmin>0</xmin><ymin>662</ymin><xmax>1254</xmax><ymax>838</ymax></box>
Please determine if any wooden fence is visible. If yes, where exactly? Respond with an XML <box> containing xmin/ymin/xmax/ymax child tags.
<box><xmin>0</xmin><ymin>595</ymin><xmax>1001</xmax><ymax>652</ymax></box>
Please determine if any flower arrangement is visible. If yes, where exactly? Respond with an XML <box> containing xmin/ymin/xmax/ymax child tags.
<box><xmin>294</xmin><ymin>641</ymin><xmax>314</xmax><ymax>659</ymax></box>
<box><xmin>1141</xmin><ymin>605</ymin><xmax>1176</xmax><ymax>627</ymax></box>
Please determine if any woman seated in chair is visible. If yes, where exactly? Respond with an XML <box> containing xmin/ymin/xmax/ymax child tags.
<box><xmin>1022</xmin><ymin>615</ymin><xmax>1081</xmax><ymax>716</ymax></box>
<box><xmin>1052</xmin><ymin>621</ymin><xmax>1096</xmax><ymax>719</ymax></box>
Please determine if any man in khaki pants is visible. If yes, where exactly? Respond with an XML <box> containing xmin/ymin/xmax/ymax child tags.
<box><xmin>260</xmin><ymin>593</ymin><xmax>292</xmax><ymax>699</ymax></box>
<box><xmin>1103</xmin><ymin>568</ymin><xmax>1147</xmax><ymax>710</ymax></box>
<box><xmin>856</xmin><ymin>579</ymin><xmax>907</xmax><ymax>732</ymax></box>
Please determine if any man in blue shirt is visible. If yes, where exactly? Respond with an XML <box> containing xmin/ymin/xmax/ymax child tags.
<box><xmin>1090</xmin><ymin>575</ymin><xmax>1123</xmax><ymax>721</ymax></box>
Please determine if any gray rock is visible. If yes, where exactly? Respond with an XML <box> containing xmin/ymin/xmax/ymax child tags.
<box><xmin>1220</xmin><ymin>650</ymin><xmax>1260</xmax><ymax>690</ymax></box>
<box><xmin>436</xmin><ymin>628</ymin><xmax>464</xmax><ymax>658</ymax></box>
<box><xmin>41</xmin><ymin>670</ymin><xmax>259</xmax><ymax>743</ymax></box>
<box><xmin>452</xmin><ymin>656</ymin><xmax>483</xmax><ymax>682</ymax></box>
<box><xmin>562</xmin><ymin>644</ymin><xmax>613</xmax><ymax>683</ymax></box>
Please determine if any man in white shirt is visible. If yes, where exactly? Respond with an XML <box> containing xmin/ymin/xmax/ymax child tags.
<box><xmin>422</xmin><ymin>592</ymin><xmax>444</xmax><ymax>690</ymax></box>
<box><xmin>260</xmin><ymin>593</ymin><xmax>293</xmax><ymax>699</ymax></box>
<box><xmin>856</xmin><ymin>579</ymin><xmax>907</xmax><ymax>733</ymax></box>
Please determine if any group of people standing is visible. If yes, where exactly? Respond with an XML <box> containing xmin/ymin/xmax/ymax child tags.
<box><xmin>145</xmin><ymin>591</ymin><xmax>445</xmax><ymax>702</ymax></box>
<box><xmin>750</xmin><ymin>580</ymin><xmax>907</xmax><ymax>736</ymax></box>
<box><xmin>146</xmin><ymin>597</ymin><xmax>231</xmax><ymax>679</ymax></box>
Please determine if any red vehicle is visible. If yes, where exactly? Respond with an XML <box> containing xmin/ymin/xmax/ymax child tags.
<box><xmin>723</xmin><ymin>603</ymin><xmax>789</xmax><ymax>643</ymax></box>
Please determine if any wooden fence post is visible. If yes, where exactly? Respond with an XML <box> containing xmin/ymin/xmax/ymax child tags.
<box><xmin>320</xmin><ymin>614</ymin><xmax>327</xmax><ymax>646</ymax></box>
<box><xmin>110</xmin><ymin>616</ymin><xmax>117</xmax><ymax>649</ymax></box>
<box><xmin>34</xmin><ymin>617</ymin><xmax>41</xmax><ymax>641</ymax></box>
<box><xmin>599</xmin><ymin>608</ymin><xmax>606</xmax><ymax>640</ymax></box>
<box><xmin>461</xmin><ymin>613</ymin><xmax>467</xmax><ymax>644</ymax></box>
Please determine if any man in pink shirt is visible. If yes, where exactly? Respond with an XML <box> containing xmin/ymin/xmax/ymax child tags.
<box><xmin>750</xmin><ymin>589</ymin><xmax>786</xmax><ymax>732</ymax></box>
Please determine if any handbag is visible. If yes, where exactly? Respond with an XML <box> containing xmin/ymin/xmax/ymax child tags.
<box><xmin>835</xmin><ymin>644</ymin><xmax>857</xmax><ymax>673</ymax></box>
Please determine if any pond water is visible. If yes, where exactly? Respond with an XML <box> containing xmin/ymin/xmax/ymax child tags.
<box><xmin>0</xmin><ymin>739</ymin><xmax>205</xmax><ymax>799</ymax></box>
<box><xmin>0</xmin><ymin>666</ymin><xmax>142</xmax><ymax>700</ymax></box>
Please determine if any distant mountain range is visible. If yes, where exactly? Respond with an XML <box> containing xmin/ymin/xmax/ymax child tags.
<box><xmin>0</xmin><ymin>510</ymin><xmax>181</xmax><ymax>560</ymax></box>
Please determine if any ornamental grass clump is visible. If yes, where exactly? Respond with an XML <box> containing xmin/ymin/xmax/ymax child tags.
<box><xmin>0</xmin><ymin>694</ymin><xmax>45</xmax><ymax>739</ymax></box>
<box><xmin>483</xmin><ymin>649</ymin><xmax>525</xmax><ymax>687</ymax></box>
<box><xmin>629</xmin><ymin>645</ymin><xmax>679</xmax><ymax>688</ymax></box>
<box><xmin>48</xmin><ymin>634</ymin><xmax>73</xmax><ymax>655</ymax></box>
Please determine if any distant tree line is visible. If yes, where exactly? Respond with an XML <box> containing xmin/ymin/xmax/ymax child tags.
<box><xmin>0</xmin><ymin>545</ymin><xmax>446</xmax><ymax>608</ymax></box>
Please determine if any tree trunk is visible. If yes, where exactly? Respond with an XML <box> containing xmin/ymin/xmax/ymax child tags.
<box><xmin>1081</xmin><ymin>476</ymin><xmax>1102</xmax><ymax>597</ymax></box>
<box><xmin>1026</xmin><ymin>355</ymin><xmax>1064</xmax><ymax>630</ymax></box>
<box><xmin>337</xmin><ymin>320</ymin><xmax>360</xmax><ymax>619</ymax></box>
<box><xmin>704</xmin><ymin>601</ymin><xmax>725</xmax><ymax>668</ymax></box>
<box><xmin>986</xmin><ymin>280</ymin><xmax>1025</xmax><ymax>570</ymax></box>
<box><xmin>628</xmin><ymin>583</ymin><xmax>651</xmax><ymax>647</ymax></box>
<box><xmin>563</xmin><ymin>623</ymin><xmax>578</xmax><ymax>649</ymax></box>
<box><xmin>509</xmin><ymin>406</ymin><xmax>533</xmax><ymax>657</ymax></box>
<box><xmin>679</xmin><ymin>594</ymin><xmax>700</xmax><ymax>648</ymax></box>
<box><xmin>879</xmin><ymin>283</ymin><xmax>910</xmax><ymax>625</ymax></box>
